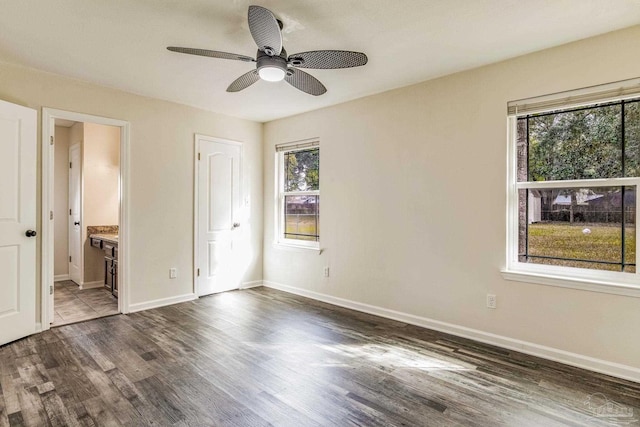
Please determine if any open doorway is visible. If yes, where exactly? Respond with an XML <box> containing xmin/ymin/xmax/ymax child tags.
<box><xmin>42</xmin><ymin>109</ymin><xmax>130</xmax><ymax>328</ymax></box>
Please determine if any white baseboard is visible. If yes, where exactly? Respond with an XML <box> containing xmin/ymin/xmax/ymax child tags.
<box><xmin>54</xmin><ymin>274</ymin><xmax>70</xmax><ymax>282</ymax></box>
<box><xmin>240</xmin><ymin>280</ymin><xmax>263</xmax><ymax>289</ymax></box>
<box><xmin>128</xmin><ymin>293</ymin><xmax>198</xmax><ymax>313</ymax></box>
<box><xmin>80</xmin><ymin>281</ymin><xmax>104</xmax><ymax>290</ymax></box>
<box><xmin>263</xmin><ymin>280</ymin><xmax>640</xmax><ymax>383</ymax></box>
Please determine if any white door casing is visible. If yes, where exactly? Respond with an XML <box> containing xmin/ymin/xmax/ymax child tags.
<box><xmin>196</xmin><ymin>136</ymin><xmax>243</xmax><ymax>296</ymax></box>
<box><xmin>42</xmin><ymin>108</ymin><xmax>131</xmax><ymax>328</ymax></box>
<box><xmin>68</xmin><ymin>144</ymin><xmax>82</xmax><ymax>285</ymax></box>
<box><xmin>46</xmin><ymin>118</ymin><xmax>55</xmax><ymax>320</ymax></box>
<box><xmin>0</xmin><ymin>99</ymin><xmax>37</xmax><ymax>345</ymax></box>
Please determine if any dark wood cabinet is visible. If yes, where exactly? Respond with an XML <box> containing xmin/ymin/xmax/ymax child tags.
<box><xmin>104</xmin><ymin>256</ymin><xmax>117</xmax><ymax>296</ymax></box>
<box><xmin>91</xmin><ymin>234</ymin><xmax>118</xmax><ymax>298</ymax></box>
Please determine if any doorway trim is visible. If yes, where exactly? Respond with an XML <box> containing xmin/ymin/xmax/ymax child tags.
<box><xmin>193</xmin><ymin>134</ymin><xmax>244</xmax><ymax>297</ymax></box>
<box><xmin>42</xmin><ymin>108</ymin><xmax>131</xmax><ymax>329</ymax></box>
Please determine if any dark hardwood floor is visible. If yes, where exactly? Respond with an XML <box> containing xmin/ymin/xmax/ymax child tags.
<box><xmin>1</xmin><ymin>287</ymin><xmax>639</xmax><ymax>426</ymax></box>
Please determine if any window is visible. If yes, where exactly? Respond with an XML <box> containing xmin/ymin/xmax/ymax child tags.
<box><xmin>276</xmin><ymin>140</ymin><xmax>320</xmax><ymax>249</ymax></box>
<box><xmin>505</xmin><ymin>80</ymin><xmax>640</xmax><ymax>295</ymax></box>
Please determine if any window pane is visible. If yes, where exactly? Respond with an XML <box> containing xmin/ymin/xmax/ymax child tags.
<box><xmin>518</xmin><ymin>187</ymin><xmax>636</xmax><ymax>272</ymax></box>
<box><xmin>625</xmin><ymin>100</ymin><xmax>640</xmax><ymax>177</ymax></box>
<box><xmin>527</xmin><ymin>104</ymin><xmax>622</xmax><ymax>181</ymax></box>
<box><xmin>285</xmin><ymin>148</ymin><xmax>319</xmax><ymax>191</ymax></box>
<box><xmin>624</xmin><ymin>186</ymin><xmax>637</xmax><ymax>273</ymax></box>
<box><xmin>284</xmin><ymin>195</ymin><xmax>319</xmax><ymax>241</ymax></box>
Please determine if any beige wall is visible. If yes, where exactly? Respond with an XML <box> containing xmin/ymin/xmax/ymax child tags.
<box><xmin>83</xmin><ymin>122</ymin><xmax>120</xmax><ymax>283</ymax></box>
<box><xmin>53</xmin><ymin>125</ymin><xmax>69</xmax><ymax>277</ymax></box>
<box><xmin>263</xmin><ymin>25</ymin><xmax>640</xmax><ymax>371</ymax></box>
<box><xmin>0</xmin><ymin>58</ymin><xmax>263</xmax><ymax>313</ymax></box>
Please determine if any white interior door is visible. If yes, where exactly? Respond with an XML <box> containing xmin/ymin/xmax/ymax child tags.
<box><xmin>68</xmin><ymin>144</ymin><xmax>82</xmax><ymax>285</ymax></box>
<box><xmin>0</xmin><ymin>99</ymin><xmax>37</xmax><ymax>345</ymax></box>
<box><xmin>197</xmin><ymin>137</ymin><xmax>242</xmax><ymax>296</ymax></box>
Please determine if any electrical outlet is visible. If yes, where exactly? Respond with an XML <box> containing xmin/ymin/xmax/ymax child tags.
<box><xmin>486</xmin><ymin>294</ymin><xmax>497</xmax><ymax>309</ymax></box>
<box><xmin>323</xmin><ymin>266</ymin><xmax>330</xmax><ymax>277</ymax></box>
<box><xmin>170</xmin><ymin>268</ymin><xmax>177</xmax><ymax>279</ymax></box>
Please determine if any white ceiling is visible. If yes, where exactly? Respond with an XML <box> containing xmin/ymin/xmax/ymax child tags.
<box><xmin>1</xmin><ymin>0</ymin><xmax>640</xmax><ymax>122</ymax></box>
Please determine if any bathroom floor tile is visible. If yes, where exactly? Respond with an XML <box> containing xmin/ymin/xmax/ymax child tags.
<box><xmin>51</xmin><ymin>280</ymin><xmax>118</xmax><ymax>326</ymax></box>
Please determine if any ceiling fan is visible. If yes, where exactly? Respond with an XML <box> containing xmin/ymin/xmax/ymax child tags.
<box><xmin>167</xmin><ymin>5</ymin><xmax>368</xmax><ymax>96</ymax></box>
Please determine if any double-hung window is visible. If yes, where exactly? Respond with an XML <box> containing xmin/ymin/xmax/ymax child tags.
<box><xmin>504</xmin><ymin>79</ymin><xmax>640</xmax><ymax>295</ymax></box>
<box><xmin>276</xmin><ymin>140</ymin><xmax>320</xmax><ymax>249</ymax></box>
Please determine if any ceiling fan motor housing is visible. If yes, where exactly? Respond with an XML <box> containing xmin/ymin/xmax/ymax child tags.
<box><xmin>257</xmin><ymin>48</ymin><xmax>288</xmax><ymax>75</ymax></box>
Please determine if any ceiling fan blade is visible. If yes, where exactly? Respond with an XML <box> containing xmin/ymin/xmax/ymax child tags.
<box><xmin>248</xmin><ymin>5</ymin><xmax>282</xmax><ymax>56</ymax></box>
<box><xmin>288</xmin><ymin>50</ymin><xmax>368</xmax><ymax>69</ymax></box>
<box><xmin>227</xmin><ymin>70</ymin><xmax>260</xmax><ymax>92</ymax></box>
<box><xmin>284</xmin><ymin>69</ymin><xmax>327</xmax><ymax>96</ymax></box>
<box><xmin>167</xmin><ymin>47</ymin><xmax>255</xmax><ymax>62</ymax></box>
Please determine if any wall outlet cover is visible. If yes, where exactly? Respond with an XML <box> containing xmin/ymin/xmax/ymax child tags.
<box><xmin>487</xmin><ymin>294</ymin><xmax>497</xmax><ymax>309</ymax></box>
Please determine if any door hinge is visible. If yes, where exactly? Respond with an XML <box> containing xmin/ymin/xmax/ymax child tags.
<box><xmin>49</xmin><ymin>285</ymin><xmax>53</xmax><ymax>295</ymax></box>
<box><xmin>50</xmin><ymin>136</ymin><xmax>54</xmax><ymax>146</ymax></box>
<box><xmin>50</xmin><ymin>211</ymin><xmax>53</xmax><ymax>220</ymax></box>
<box><xmin>69</xmin><ymin>209</ymin><xmax>72</xmax><ymax>216</ymax></box>
<box><xmin>69</xmin><ymin>162</ymin><xmax>72</xmax><ymax>169</ymax></box>
<box><xmin>69</xmin><ymin>255</ymin><xmax>72</xmax><ymax>262</ymax></box>
<box><xmin>198</xmin><ymin>153</ymin><xmax>201</xmax><ymax>161</ymax></box>
<box><xmin>197</xmin><ymin>268</ymin><xmax>200</xmax><ymax>277</ymax></box>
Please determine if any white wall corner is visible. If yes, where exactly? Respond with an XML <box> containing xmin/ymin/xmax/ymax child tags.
<box><xmin>262</xmin><ymin>281</ymin><xmax>640</xmax><ymax>383</ymax></box>
<box><xmin>128</xmin><ymin>293</ymin><xmax>198</xmax><ymax>313</ymax></box>
<box><xmin>54</xmin><ymin>274</ymin><xmax>70</xmax><ymax>282</ymax></box>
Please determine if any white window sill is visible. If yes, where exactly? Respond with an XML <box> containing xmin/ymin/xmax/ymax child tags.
<box><xmin>501</xmin><ymin>269</ymin><xmax>640</xmax><ymax>298</ymax></box>
<box><xmin>273</xmin><ymin>242</ymin><xmax>323</xmax><ymax>254</ymax></box>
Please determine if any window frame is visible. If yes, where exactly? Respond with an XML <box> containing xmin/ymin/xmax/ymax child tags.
<box><xmin>503</xmin><ymin>94</ymin><xmax>640</xmax><ymax>297</ymax></box>
<box><xmin>275</xmin><ymin>142</ymin><xmax>320</xmax><ymax>250</ymax></box>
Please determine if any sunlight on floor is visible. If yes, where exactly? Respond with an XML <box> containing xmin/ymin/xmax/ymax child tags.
<box><xmin>319</xmin><ymin>343</ymin><xmax>475</xmax><ymax>372</ymax></box>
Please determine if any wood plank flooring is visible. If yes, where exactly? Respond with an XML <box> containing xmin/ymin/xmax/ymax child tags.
<box><xmin>1</xmin><ymin>287</ymin><xmax>639</xmax><ymax>426</ymax></box>
<box><xmin>52</xmin><ymin>281</ymin><xmax>118</xmax><ymax>326</ymax></box>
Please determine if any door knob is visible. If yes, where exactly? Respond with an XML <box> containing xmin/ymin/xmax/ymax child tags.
<box><xmin>232</xmin><ymin>222</ymin><xmax>240</xmax><ymax>229</ymax></box>
<box><xmin>25</xmin><ymin>230</ymin><xmax>37</xmax><ymax>237</ymax></box>
<box><xmin>74</xmin><ymin>222</ymin><xmax>80</xmax><ymax>226</ymax></box>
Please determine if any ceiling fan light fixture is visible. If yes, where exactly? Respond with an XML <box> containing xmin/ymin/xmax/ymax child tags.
<box><xmin>258</xmin><ymin>66</ymin><xmax>286</xmax><ymax>82</ymax></box>
<box><xmin>168</xmin><ymin>5</ymin><xmax>367</xmax><ymax>95</ymax></box>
